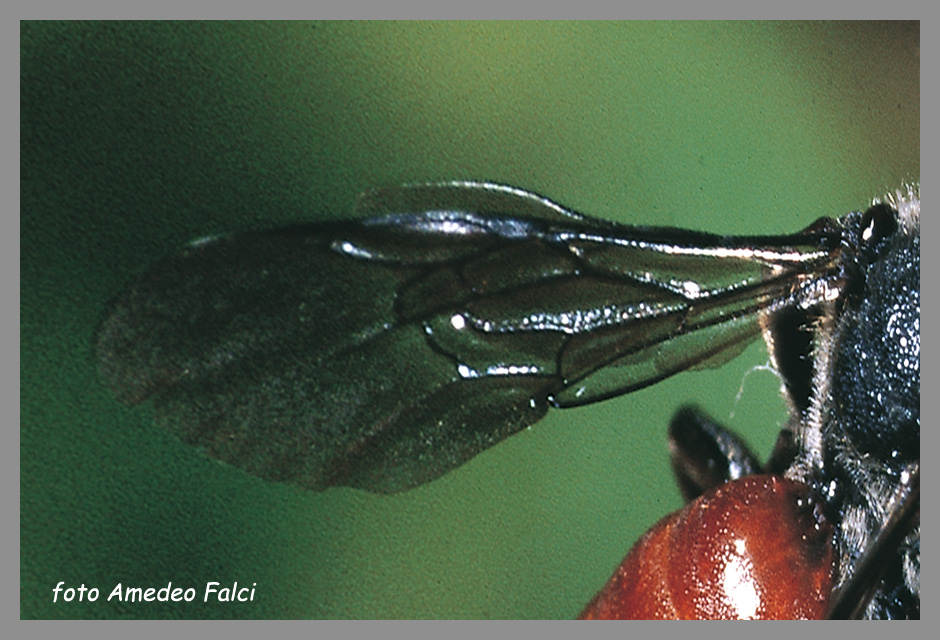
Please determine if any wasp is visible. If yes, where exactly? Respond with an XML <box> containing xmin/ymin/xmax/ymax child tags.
<box><xmin>96</xmin><ymin>181</ymin><xmax>919</xmax><ymax>619</ymax></box>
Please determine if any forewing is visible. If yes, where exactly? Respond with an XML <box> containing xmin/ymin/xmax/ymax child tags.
<box><xmin>97</xmin><ymin>182</ymin><xmax>839</xmax><ymax>493</ymax></box>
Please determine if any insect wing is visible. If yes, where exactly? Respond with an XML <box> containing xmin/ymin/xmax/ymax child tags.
<box><xmin>96</xmin><ymin>183</ymin><xmax>840</xmax><ymax>493</ymax></box>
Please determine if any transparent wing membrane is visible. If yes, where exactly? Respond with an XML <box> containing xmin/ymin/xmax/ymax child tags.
<box><xmin>97</xmin><ymin>183</ymin><xmax>842</xmax><ymax>493</ymax></box>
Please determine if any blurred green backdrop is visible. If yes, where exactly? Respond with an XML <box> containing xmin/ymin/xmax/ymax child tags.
<box><xmin>21</xmin><ymin>21</ymin><xmax>919</xmax><ymax>619</ymax></box>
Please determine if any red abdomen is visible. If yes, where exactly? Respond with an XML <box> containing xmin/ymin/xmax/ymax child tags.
<box><xmin>579</xmin><ymin>475</ymin><xmax>835</xmax><ymax>620</ymax></box>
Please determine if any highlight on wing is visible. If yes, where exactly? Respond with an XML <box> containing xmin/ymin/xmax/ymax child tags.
<box><xmin>96</xmin><ymin>181</ymin><xmax>841</xmax><ymax>494</ymax></box>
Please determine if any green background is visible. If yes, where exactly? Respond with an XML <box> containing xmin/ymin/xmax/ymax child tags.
<box><xmin>21</xmin><ymin>21</ymin><xmax>919</xmax><ymax>619</ymax></box>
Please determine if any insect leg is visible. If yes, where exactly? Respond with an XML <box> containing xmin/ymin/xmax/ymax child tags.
<box><xmin>667</xmin><ymin>406</ymin><xmax>763</xmax><ymax>501</ymax></box>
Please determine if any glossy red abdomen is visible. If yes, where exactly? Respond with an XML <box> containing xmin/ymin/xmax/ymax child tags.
<box><xmin>579</xmin><ymin>475</ymin><xmax>835</xmax><ymax>620</ymax></box>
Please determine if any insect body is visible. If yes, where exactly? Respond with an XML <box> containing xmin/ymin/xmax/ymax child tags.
<box><xmin>578</xmin><ymin>474</ymin><xmax>837</xmax><ymax>619</ymax></box>
<box><xmin>96</xmin><ymin>181</ymin><xmax>919</xmax><ymax>619</ymax></box>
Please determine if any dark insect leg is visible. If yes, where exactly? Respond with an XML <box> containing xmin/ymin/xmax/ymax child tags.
<box><xmin>826</xmin><ymin>463</ymin><xmax>920</xmax><ymax>619</ymax></box>
<box><xmin>667</xmin><ymin>406</ymin><xmax>763</xmax><ymax>502</ymax></box>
